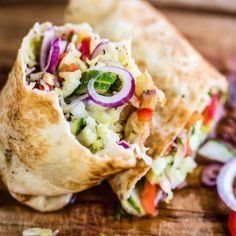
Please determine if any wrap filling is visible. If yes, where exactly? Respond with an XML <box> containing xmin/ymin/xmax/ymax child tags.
<box><xmin>25</xmin><ymin>24</ymin><xmax>159</xmax><ymax>156</ymax></box>
<box><xmin>126</xmin><ymin>90</ymin><xmax>224</xmax><ymax>215</ymax></box>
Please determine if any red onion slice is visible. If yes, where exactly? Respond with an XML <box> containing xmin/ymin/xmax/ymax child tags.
<box><xmin>40</xmin><ymin>29</ymin><xmax>55</xmax><ymax>70</ymax></box>
<box><xmin>118</xmin><ymin>140</ymin><xmax>130</xmax><ymax>149</ymax></box>
<box><xmin>176</xmin><ymin>181</ymin><xmax>187</xmax><ymax>190</ymax></box>
<box><xmin>45</xmin><ymin>37</ymin><xmax>61</xmax><ymax>74</ymax></box>
<box><xmin>217</xmin><ymin>158</ymin><xmax>236</xmax><ymax>211</ymax></box>
<box><xmin>70</xmin><ymin>194</ymin><xmax>78</xmax><ymax>205</ymax></box>
<box><xmin>155</xmin><ymin>190</ymin><xmax>167</xmax><ymax>206</ymax></box>
<box><xmin>202</xmin><ymin>163</ymin><xmax>223</xmax><ymax>187</ymax></box>
<box><xmin>91</xmin><ymin>41</ymin><xmax>109</xmax><ymax>59</ymax></box>
<box><xmin>87</xmin><ymin>66</ymin><xmax>135</xmax><ymax>108</ymax></box>
<box><xmin>71</xmin><ymin>94</ymin><xmax>89</xmax><ymax>104</ymax></box>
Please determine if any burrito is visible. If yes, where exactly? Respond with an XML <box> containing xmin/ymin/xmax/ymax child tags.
<box><xmin>66</xmin><ymin>0</ymin><xmax>228</xmax><ymax>216</ymax></box>
<box><xmin>0</xmin><ymin>22</ymin><xmax>165</xmax><ymax>211</ymax></box>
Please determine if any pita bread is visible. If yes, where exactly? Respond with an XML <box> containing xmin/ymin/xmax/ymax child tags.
<box><xmin>0</xmin><ymin>22</ymin><xmax>164</xmax><ymax>211</ymax></box>
<box><xmin>66</xmin><ymin>0</ymin><xmax>227</xmax><ymax>216</ymax></box>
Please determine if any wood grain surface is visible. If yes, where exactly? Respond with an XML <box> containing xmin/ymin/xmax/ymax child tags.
<box><xmin>0</xmin><ymin>1</ymin><xmax>235</xmax><ymax>235</ymax></box>
<box><xmin>151</xmin><ymin>0</ymin><xmax>236</xmax><ymax>13</ymax></box>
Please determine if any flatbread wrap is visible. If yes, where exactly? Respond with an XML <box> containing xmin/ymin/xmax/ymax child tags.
<box><xmin>0</xmin><ymin>22</ymin><xmax>165</xmax><ymax>211</ymax></box>
<box><xmin>66</xmin><ymin>0</ymin><xmax>228</xmax><ymax>216</ymax></box>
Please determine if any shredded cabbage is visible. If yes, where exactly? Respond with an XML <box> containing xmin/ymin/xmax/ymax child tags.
<box><xmin>147</xmin><ymin>128</ymin><xmax>198</xmax><ymax>200</ymax></box>
<box><xmin>60</xmin><ymin>70</ymin><xmax>81</xmax><ymax>97</ymax></box>
<box><xmin>26</xmin><ymin>26</ymin><xmax>147</xmax><ymax>154</ymax></box>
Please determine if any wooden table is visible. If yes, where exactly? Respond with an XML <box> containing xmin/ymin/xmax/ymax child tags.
<box><xmin>0</xmin><ymin>1</ymin><xmax>235</xmax><ymax>235</ymax></box>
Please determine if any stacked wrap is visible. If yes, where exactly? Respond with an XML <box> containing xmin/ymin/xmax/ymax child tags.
<box><xmin>66</xmin><ymin>0</ymin><xmax>228</xmax><ymax>216</ymax></box>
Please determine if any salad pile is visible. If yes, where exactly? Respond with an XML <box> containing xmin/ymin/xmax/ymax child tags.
<box><xmin>25</xmin><ymin>25</ymin><xmax>157</xmax><ymax>154</ymax></box>
<box><xmin>126</xmin><ymin>89</ymin><xmax>224</xmax><ymax>216</ymax></box>
<box><xmin>124</xmin><ymin>73</ymin><xmax>235</xmax><ymax>235</ymax></box>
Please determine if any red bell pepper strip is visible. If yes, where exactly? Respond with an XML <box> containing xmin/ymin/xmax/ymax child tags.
<box><xmin>37</xmin><ymin>83</ymin><xmax>54</xmax><ymax>91</ymax></box>
<box><xmin>47</xmin><ymin>84</ymin><xmax>54</xmax><ymax>91</ymax></box>
<box><xmin>137</xmin><ymin>108</ymin><xmax>154</xmax><ymax>122</ymax></box>
<box><xmin>203</xmin><ymin>95</ymin><xmax>218</xmax><ymax>125</ymax></box>
<box><xmin>80</xmin><ymin>37</ymin><xmax>91</xmax><ymax>62</ymax></box>
<box><xmin>185</xmin><ymin>138</ymin><xmax>192</xmax><ymax>157</ymax></box>
<box><xmin>38</xmin><ymin>85</ymin><xmax>45</xmax><ymax>91</ymax></box>
<box><xmin>141</xmin><ymin>180</ymin><xmax>157</xmax><ymax>216</ymax></box>
<box><xmin>229</xmin><ymin>211</ymin><xmax>236</xmax><ymax>236</ymax></box>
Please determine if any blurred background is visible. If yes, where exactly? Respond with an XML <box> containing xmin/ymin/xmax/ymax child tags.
<box><xmin>1</xmin><ymin>0</ymin><xmax>236</xmax><ymax>84</ymax></box>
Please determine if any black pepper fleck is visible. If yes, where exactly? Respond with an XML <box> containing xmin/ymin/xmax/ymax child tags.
<box><xmin>5</xmin><ymin>149</ymin><xmax>13</xmax><ymax>162</ymax></box>
<box><xmin>67</xmin><ymin>116</ymin><xmax>72</xmax><ymax>122</ymax></box>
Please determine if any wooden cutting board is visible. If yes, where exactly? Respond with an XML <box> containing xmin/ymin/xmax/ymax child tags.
<box><xmin>151</xmin><ymin>0</ymin><xmax>236</xmax><ymax>13</ymax></box>
<box><xmin>0</xmin><ymin>2</ymin><xmax>235</xmax><ymax>235</ymax></box>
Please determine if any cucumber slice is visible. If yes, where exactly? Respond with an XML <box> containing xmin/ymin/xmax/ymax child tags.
<box><xmin>198</xmin><ymin>140</ymin><xmax>236</xmax><ymax>163</ymax></box>
<box><xmin>91</xmin><ymin>139</ymin><xmax>104</xmax><ymax>153</ymax></box>
<box><xmin>74</xmin><ymin>70</ymin><xmax>100</xmax><ymax>95</ymax></box>
<box><xmin>70</xmin><ymin>118</ymin><xmax>86</xmax><ymax>136</ymax></box>
<box><xmin>77</xmin><ymin>126</ymin><xmax>97</xmax><ymax>147</ymax></box>
<box><xmin>115</xmin><ymin>204</ymin><xmax>127</xmax><ymax>220</ymax></box>
<box><xmin>74</xmin><ymin>70</ymin><xmax>120</xmax><ymax>95</ymax></box>
<box><xmin>127</xmin><ymin>196</ymin><xmax>141</xmax><ymax>214</ymax></box>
